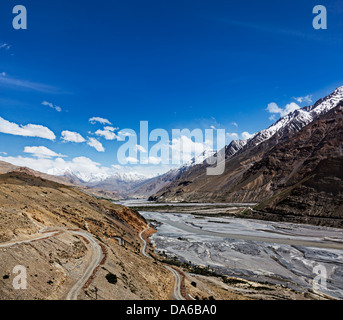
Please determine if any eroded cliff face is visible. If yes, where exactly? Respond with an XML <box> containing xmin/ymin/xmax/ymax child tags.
<box><xmin>254</xmin><ymin>156</ymin><xmax>343</xmax><ymax>228</ymax></box>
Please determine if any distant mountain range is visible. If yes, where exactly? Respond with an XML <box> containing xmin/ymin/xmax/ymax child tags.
<box><xmin>44</xmin><ymin>148</ymin><xmax>216</xmax><ymax>199</ymax></box>
<box><xmin>0</xmin><ymin>161</ymin><xmax>122</xmax><ymax>200</ymax></box>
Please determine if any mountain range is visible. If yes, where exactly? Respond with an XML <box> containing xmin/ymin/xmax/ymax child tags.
<box><xmin>148</xmin><ymin>86</ymin><xmax>343</xmax><ymax>227</ymax></box>
<box><xmin>63</xmin><ymin>86</ymin><xmax>343</xmax><ymax>207</ymax></box>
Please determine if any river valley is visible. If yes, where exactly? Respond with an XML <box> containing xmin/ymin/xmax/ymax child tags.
<box><xmin>121</xmin><ymin>200</ymin><xmax>343</xmax><ymax>299</ymax></box>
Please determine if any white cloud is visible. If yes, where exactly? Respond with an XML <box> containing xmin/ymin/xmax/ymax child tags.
<box><xmin>283</xmin><ymin>102</ymin><xmax>301</xmax><ymax>115</ymax></box>
<box><xmin>126</xmin><ymin>157</ymin><xmax>139</xmax><ymax>164</ymax></box>
<box><xmin>95</xmin><ymin>128</ymin><xmax>117</xmax><ymax>140</ymax></box>
<box><xmin>89</xmin><ymin>117</ymin><xmax>112</xmax><ymax>125</ymax></box>
<box><xmin>0</xmin><ymin>43</ymin><xmax>11</xmax><ymax>50</ymax></box>
<box><xmin>170</xmin><ymin>135</ymin><xmax>212</xmax><ymax>164</ymax></box>
<box><xmin>148</xmin><ymin>156</ymin><xmax>162</xmax><ymax>165</ymax></box>
<box><xmin>294</xmin><ymin>95</ymin><xmax>313</xmax><ymax>104</ymax></box>
<box><xmin>226</xmin><ymin>132</ymin><xmax>239</xmax><ymax>143</ymax></box>
<box><xmin>61</xmin><ymin>130</ymin><xmax>86</xmax><ymax>143</ymax></box>
<box><xmin>1</xmin><ymin>72</ymin><xmax>6</xmax><ymax>77</ymax></box>
<box><xmin>232</xmin><ymin>122</ymin><xmax>238</xmax><ymax>127</ymax></box>
<box><xmin>0</xmin><ymin>152</ymin><xmax>176</xmax><ymax>182</ymax></box>
<box><xmin>136</xmin><ymin>145</ymin><xmax>147</xmax><ymax>153</ymax></box>
<box><xmin>49</xmin><ymin>156</ymin><xmax>110</xmax><ymax>181</ymax></box>
<box><xmin>24</xmin><ymin>146</ymin><xmax>66</xmax><ymax>158</ymax></box>
<box><xmin>87</xmin><ymin>138</ymin><xmax>105</xmax><ymax>152</ymax></box>
<box><xmin>226</xmin><ymin>131</ymin><xmax>254</xmax><ymax>143</ymax></box>
<box><xmin>42</xmin><ymin>101</ymin><xmax>62</xmax><ymax>112</ymax></box>
<box><xmin>266</xmin><ymin>102</ymin><xmax>301</xmax><ymax>119</ymax></box>
<box><xmin>0</xmin><ymin>116</ymin><xmax>56</xmax><ymax>140</ymax></box>
<box><xmin>118</xmin><ymin>130</ymin><xmax>134</xmax><ymax>137</ymax></box>
<box><xmin>104</xmin><ymin>126</ymin><xmax>118</xmax><ymax>131</ymax></box>
<box><xmin>0</xmin><ymin>152</ymin><xmax>7</xmax><ymax>155</ymax></box>
<box><xmin>241</xmin><ymin>132</ymin><xmax>255</xmax><ymax>140</ymax></box>
<box><xmin>0</xmin><ymin>75</ymin><xmax>58</xmax><ymax>93</ymax></box>
<box><xmin>266</xmin><ymin>102</ymin><xmax>283</xmax><ymax>115</ymax></box>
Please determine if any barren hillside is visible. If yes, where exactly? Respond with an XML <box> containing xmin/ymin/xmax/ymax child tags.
<box><xmin>0</xmin><ymin>169</ymin><xmax>175</xmax><ymax>300</ymax></box>
<box><xmin>0</xmin><ymin>167</ymin><xmax>280</xmax><ymax>300</ymax></box>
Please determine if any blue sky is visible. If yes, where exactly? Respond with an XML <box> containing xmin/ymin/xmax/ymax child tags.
<box><xmin>0</xmin><ymin>0</ymin><xmax>343</xmax><ymax>178</ymax></box>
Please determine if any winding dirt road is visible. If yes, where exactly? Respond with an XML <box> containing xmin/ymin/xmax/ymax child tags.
<box><xmin>0</xmin><ymin>216</ymin><xmax>104</xmax><ymax>300</ymax></box>
<box><xmin>139</xmin><ymin>227</ymin><xmax>150</xmax><ymax>258</ymax></box>
<box><xmin>0</xmin><ymin>231</ymin><xmax>60</xmax><ymax>248</ymax></box>
<box><xmin>164</xmin><ymin>266</ymin><xmax>186</xmax><ymax>300</ymax></box>
<box><xmin>65</xmin><ymin>230</ymin><xmax>104</xmax><ymax>300</ymax></box>
<box><xmin>139</xmin><ymin>226</ymin><xmax>186</xmax><ymax>300</ymax></box>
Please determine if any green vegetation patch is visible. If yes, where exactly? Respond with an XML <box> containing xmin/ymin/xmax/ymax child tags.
<box><xmin>222</xmin><ymin>277</ymin><xmax>247</xmax><ymax>285</ymax></box>
<box><xmin>105</xmin><ymin>272</ymin><xmax>118</xmax><ymax>285</ymax></box>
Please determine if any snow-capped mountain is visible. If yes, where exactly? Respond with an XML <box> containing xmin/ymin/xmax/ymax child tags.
<box><xmin>246</xmin><ymin>86</ymin><xmax>343</xmax><ymax>148</ymax></box>
<box><xmin>49</xmin><ymin>167</ymin><xmax>111</xmax><ymax>184</ymax></box>
<box><xmin>216</xmin><ymin>86</ymin><xmax>343</xmax><ymax>162</ymax></box>
<box><xmin>133</xmin><ymin>149</ymin><xmax>217</xmax><ymax>199</ymax></box>
<box><xmin>151</xmin><ymin>86</ymin><xmax>343</xmax><ymax>203</ymax></box>
<box><xmin>179</xmin><ymin>149</ymin><xmax>216</xmax><ymax>171</ymax></box>
<box><xmin>50</xmin><ymin>165</ymin><xmax>156</xmax><ymax>184</ymax></box>
<box><xmin>49</xmin><ymin>86</ymin><xmax>343</xmax><ymax>200</ymax></box>
<box><xmin>225</xmin><ymin>139</ymin><xmax>248</xmax><ymax>158</ymax></box>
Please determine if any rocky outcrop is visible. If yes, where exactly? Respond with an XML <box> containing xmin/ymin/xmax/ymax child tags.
<box><xmin>248</xmin><ymin>156</ymin><xmax>343</xmax><ymax>228</ymax></box>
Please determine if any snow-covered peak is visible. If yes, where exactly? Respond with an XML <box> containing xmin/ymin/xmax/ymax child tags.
<box><xmin>225</xmin><ymin>139</ymin><xmax>248</xmax><ymax>158</ymax></box>
<box><xmin>308</xmin><ymin>86</ymin><xmax>343</xmax><ymax>115</ymax></box>
<box><xmin>48</xmin><ymin>166</ymin><xmax>145</xmax><ymax>183</ymax></box>
<box><xmin>158</xmin><ymin>86</ymin><xmax>343</xmax><ymax>172</ymax></box>
<box><xmin>250</xmin><ymin>86</ymin><xmax>343</xmax><ymax>147</ymax></box>
<box><xmin>180</xmin><ymin>149</ymin><xmax>216</xmax><ymax>170</ymax></box>
<box><xmin>106</xmin><ymin>171</ymin><xmax>150</xmax><ymax>182</ymax></box>
<box><xmin>154</xmin><ymin>149</ymin><xmax>217</xmax><ymax>179</ymax></box>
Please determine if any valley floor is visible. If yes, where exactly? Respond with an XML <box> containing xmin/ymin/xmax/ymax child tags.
<box><xmin>124</xmin><ymin>200</ymin><xmax>343</xmax><ymax>300</ymax></box>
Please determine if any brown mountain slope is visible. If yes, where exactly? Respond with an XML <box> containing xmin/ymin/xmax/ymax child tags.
<box><xmin>0</xmin><ymin>161</ymin><xmax>17</xmax><ymax>174</ymax></box>
<box><xmin>0</xmin><ymin>170</ymin><xmax>147</xmax><ymax>241</ymax></box>
<box><xmin>152</xmin><ymin>104</ymin><xmax>343</xmax><ymax>227</ymax></box>
<box><xmin>0</xmin><ymin>169</ymin><xmax>281</xmax><ymax>300</ymax></box>
<box><xmin>239</xmin><ymin>104</ymin><xmax>343</xmax><ymax>200</ymax></box>
<box><xmin>0</xmin><ymin>161</ymin><xmax>121</xmax><ymax>200</ymax></box>
<box><xmin>252</xmin><ymin>156</ymin><xmax>343</xmax><ymax>228</ymax></box>
<box><xmin>0</xmin><ymin>170</ymin><xmax>176</xmax><ymax>300</ymax></box>
<box><xmin>151</xmin><ymin>129</ymin><xmax>286</xmax><ymax>203</ymax></box>
<box><xmin>153</xmin><ymin>104</ymin><xmax>343</xmax><ymax>206</ymax></box>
